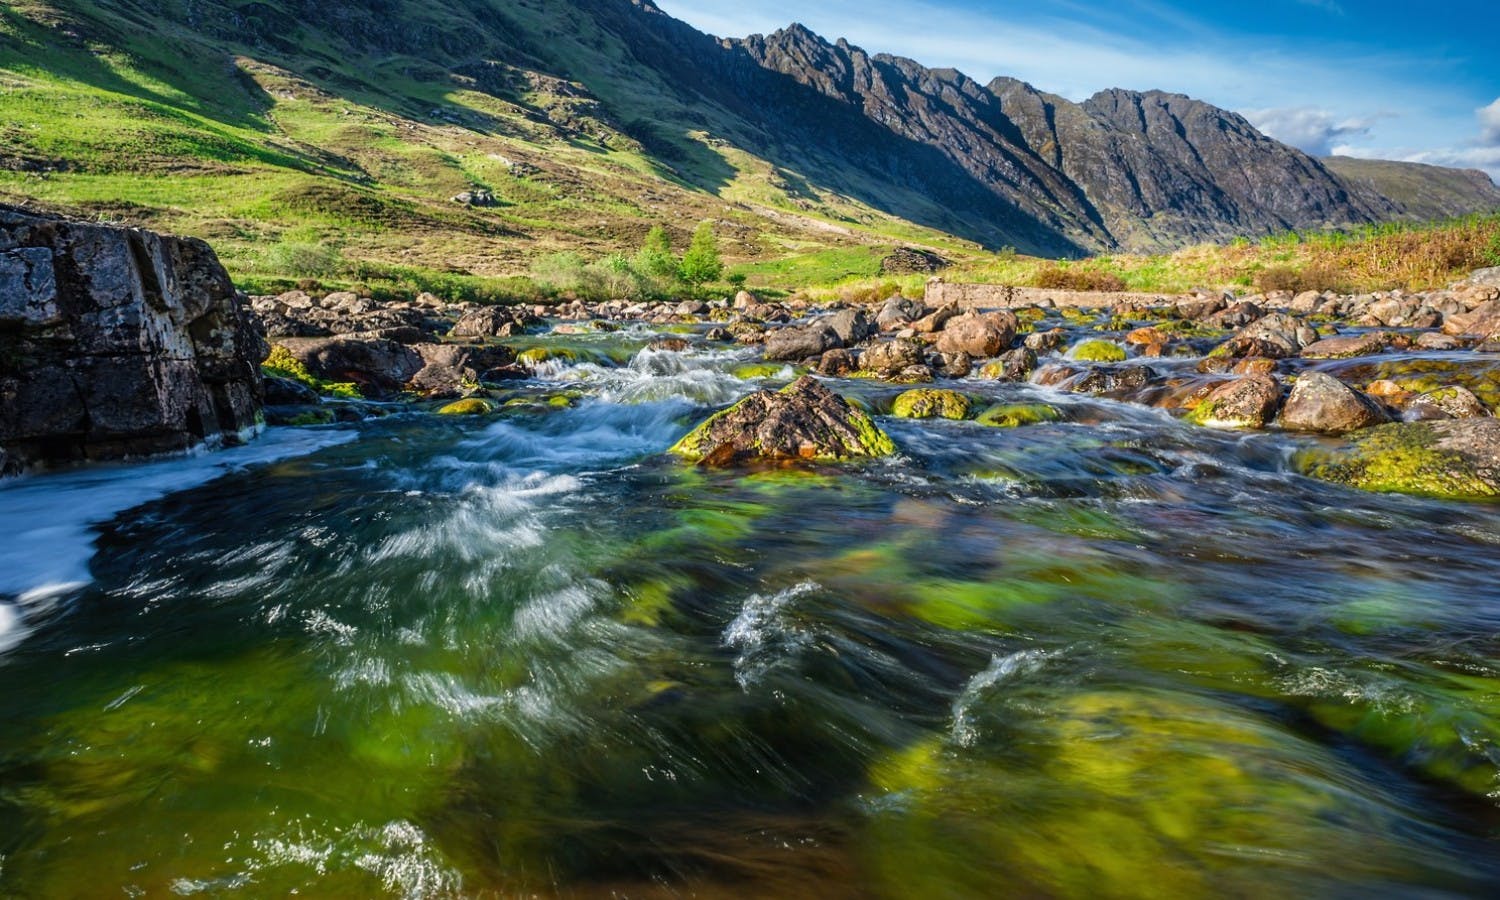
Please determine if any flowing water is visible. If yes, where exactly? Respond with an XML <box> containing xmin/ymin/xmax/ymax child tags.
<box><xmin>3</xmin><ymin>319</ymin><xmax>1500</xmax><ymax>898</ymax></box>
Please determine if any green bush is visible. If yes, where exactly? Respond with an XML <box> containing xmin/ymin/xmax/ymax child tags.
<box><xmin>264</xmin><ymin>241</ymin><xmax>343</xmax><ymax>278</ymax></box>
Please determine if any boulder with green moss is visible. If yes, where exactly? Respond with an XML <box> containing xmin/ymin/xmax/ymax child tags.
<box><xmin>1069</xmin><ymin>340</ymin><xmax>1127</xmax><ymax>363</ymax></box>
<box><xmin>1186</xmin><ymin>375</ymin><xmax>1283</xmax><ymax>429</ymax></box>
<box><xmin>671</xmin><ymin>375</ymin><xmax>896</xmax><ymax>465</ymax></box>
<box><xmin>437</xmin><ymin>398</ymin><xmax>496</xmax><ymax>416</ymax></box>
<box><xmin>1299</xmin><ymin>418</ymin><xmax>1500</xmax><ymax>500</ymax></box>
<box><xmin>891</xmin><ymin>389</ymin><xmax>971</xmax><ymax>420</ymax></box>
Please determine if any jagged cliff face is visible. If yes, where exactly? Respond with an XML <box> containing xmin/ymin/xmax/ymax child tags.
<box><xmin>734</xmin><ymin>24</ymin><xmax>1396</xmax><ymax>251</ymax></box>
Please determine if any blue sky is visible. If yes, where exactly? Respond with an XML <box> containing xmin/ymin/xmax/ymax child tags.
<box><xmin>655</xmin><ymin>0</ymin><xmax>1500</xmax><ymax>180</ymax></box>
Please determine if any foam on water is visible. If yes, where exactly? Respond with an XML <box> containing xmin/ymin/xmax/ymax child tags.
<box><xmin>0</xmin><ymin>428</ymin><xmax>356</xmax><ymax>651</ymax></box>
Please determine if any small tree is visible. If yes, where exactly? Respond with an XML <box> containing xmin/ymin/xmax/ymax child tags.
<box><xmin>633</xmin><ymin>225</ymin><xmax>679</xmax><ymax>280</ymax></box>
<box><xmin>679</xmin><ymin>221</ymin><xmax>723</xmax><ymax>289</ymax></box>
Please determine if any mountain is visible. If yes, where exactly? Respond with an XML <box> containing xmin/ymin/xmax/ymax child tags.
<box><xmin>1321</xmin><ymin>157</ymin><xmax>1500</xmax><ymax>223</ymax></box>
<box><xmin>0</xmin><ymin>0</ymin><xmax>1494</xmax><ymax>286</ymax></box>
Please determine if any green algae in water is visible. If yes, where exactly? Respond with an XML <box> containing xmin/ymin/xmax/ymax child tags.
<box><xmin>859</xmin><ymin>689</ymin><xmax>1461</xmax><ymax>898</ymax></box>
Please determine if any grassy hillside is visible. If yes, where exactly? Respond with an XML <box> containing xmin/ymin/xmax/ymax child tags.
<box><xmin>0</xmin><ymin>0</ymin><xmax>985</xmax><ymax>298</ymax></box>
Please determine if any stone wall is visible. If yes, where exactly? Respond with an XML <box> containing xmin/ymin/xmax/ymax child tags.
<box><xmin>924</xmin><ymin>281</ymin><xmax>1178</xmax><ymax>310</ymax></box>
<box><xmin>0</xmin><ymin>205</ymin><xmax>267</xmax><ymax>471</ymax></box>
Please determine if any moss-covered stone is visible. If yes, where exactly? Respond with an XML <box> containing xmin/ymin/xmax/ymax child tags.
<box><xmin>891</xmin><ymin>389</ymin><xmax>972</xmax><ymax>420</ymax></box>
<box><xmin>263</xmin><ymin>345</ymin><xmax>362</xmax><ymax>399</ymax></box>
<box><xmin>437</xmin><ymin>398</ymin><xmax>495</xmax><ymax>416</ymax></box>
<box><xmin>517</xmin><ymin>347</ymin><xmax>579</xmax><ymax>367</ymax></box>
<box><xmin>1298</xmin><ymin>420</ymin><xmax>1500</xmax><ymax>500</ymax></box>
<box><xmin>731</xmin><ymin>362</ymin><xmax>796</xmax><ymax>380</ymax></box>
<box><xmin>670</xmin><ymin>376</ymin><xmax>896</xmax><ymax>464</ymax></box>
<box><xmin>1070</xmin><ymin>340</ymin><xmax>1128</xmax><ymax>363</ymax></box>
<box><xmin>976</xmin><ymin>403</ymin><xmax>1062</xmax><ymax>428</ymax></box>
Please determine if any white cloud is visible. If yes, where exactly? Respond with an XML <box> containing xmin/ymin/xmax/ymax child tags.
<box><xmin>1246</xmin><ymin>108</ymin><xmax>1377</xmax><ymax>157</ymax></box>
<box><xmin>1479</xmin><ymin>97</ymin><xmax>1500</xmax><ymax>146</ymax></box>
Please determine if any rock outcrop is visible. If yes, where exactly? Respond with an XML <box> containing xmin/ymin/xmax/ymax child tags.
<box><xmin>0</xmin><ymin>205</ymin><xmax>266</xmax><ymax>470</ymax></box>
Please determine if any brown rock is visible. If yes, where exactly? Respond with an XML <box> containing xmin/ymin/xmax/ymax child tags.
<box><xmin>1300</xmin><ymin>332</ymin><xmax>1394</xmax><ymax>360</ymax></box>
<box><xmin>934</xmin><ymin>311</ymin><xmax>1018</xmax><ymax>358</ymax></box>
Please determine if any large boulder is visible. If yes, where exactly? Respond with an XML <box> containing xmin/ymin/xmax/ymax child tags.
<box><xmin>1300</xmin><ymin>419</ymin><xmax>1500</xmax><ymax>500</ymax></box>
<box><xmin>408</xmin><ymin>343</ymin><xmax>518</xmax><ymax>394</ymax></box>
<box><xmin>670</xmin><ymin>375</ymin><xmax>896</xmax><ymax>465</ymax></box>
<box><xmin>934</xmin><ymin>311</ymin><xmax>1018</xmax><ymax>358</ymax></box>
<box><xmin>0</xmin><ymin>204</ymin><xmax>266</xmax><ymax>470</ymax></box>
<box><xmin>1278</xmin><ymin>372</ymin><xmax>1388</xmax><ymax>434</ymax></box>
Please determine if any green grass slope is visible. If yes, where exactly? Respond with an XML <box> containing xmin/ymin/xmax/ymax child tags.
<box><xmin>0</xmin><ymin>0</ymin><xmax>980</xmax><ymax>295</ymax></box>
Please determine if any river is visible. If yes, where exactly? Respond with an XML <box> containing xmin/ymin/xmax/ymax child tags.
<box><xmin>2</xmin><ymin>321</ymin><xmax>1499</xmax><ymax>897</ymax></box>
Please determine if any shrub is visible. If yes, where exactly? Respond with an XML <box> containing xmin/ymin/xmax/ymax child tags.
<box><xmin>264</xmin><ymin>241</ymin><xmax>343</xmax><ymax>278</ymax></box>
<box><xmin>1032</xmin><ymin>264</ymin><xmax>1127</xmax><ymax>293</ymax></box>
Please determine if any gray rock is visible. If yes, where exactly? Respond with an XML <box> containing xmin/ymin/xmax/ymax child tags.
<box><xmin>827</xmin><ymin>308</ymin><xmax>875</xmax><ymax>346</ymax></box>
<box><xmin>0</xmin><ymin>204</ymin><xmax>266</xmax><ymax>471</ymax></box>
<box><xmin>860</xmin><ymin>338</ymin><xmax>926</xmax><ymax>375</ymax></box>
<box><xmin>763</xmin><ymin>324</ymin><xmax>840</xmax><ymax>361</ymax></box>
<box><xmin>1279</xmin><ymin>372</ymin><xmax>1388</xmax><ymax>434</ymax></box>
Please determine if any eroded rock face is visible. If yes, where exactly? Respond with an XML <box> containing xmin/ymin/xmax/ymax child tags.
<box><xmin>0</xmin><ymin>205</ymin><xmax>266</xmax><ymax>470</ymax></box>
<box><xmin>670</xmin><ymin>375</ymin><xmax>895</xmax><ymax>464</ymax></box>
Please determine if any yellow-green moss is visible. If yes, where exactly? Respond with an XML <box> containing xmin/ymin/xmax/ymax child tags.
<box><xmin>891</xmin><ymin>389</ymin><xmax>972</xmax><ymax>420</ymax></box>
<box><xmin>1071</xmin><ymin>340</ymin><xmax>1128</xmax><ymax>363</ymax></box>
<box><xmin>1298</xmin><ymin>423</ymin><xmax>1500</xmax><ymax>500</ymax></box>
<box><xmin>437</xmin><ymin>398</ymin><xmax>496</xmax><ymax>416</ymax></box>
<box><xmin>263</xmin><ymin>345</ymin><xmax>362</xmax><ymax>399</ymax></box>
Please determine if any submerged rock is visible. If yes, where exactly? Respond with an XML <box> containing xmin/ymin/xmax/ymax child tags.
<box><xmin>891</xmin><ymin>389</ymin><xmax>971</xmax><ymax>420</ymax></box>
<box><xmin>0</xmin><ymin>204</ymin><xmax>266</xmax><ymax>470</ymax></box>
<box><xmin>1300</xmin><ymin>419</ymin><xmax>1500</xmax><ymax>500</ymax></box>
<box><xmin>1069</xmin><ymin>340</ymin><xmax>1127</xmax><ymax>363</ymax></box>
<box><xmin>976</xmin><ymin>403</ymin><xmax>1062</xmax><ymax>428</ymax></box>
<box><xmin>670</xmin><ymin>375</ymin><xmax>896</xmax><ymax>464</ymax></box>
<box><xmin>1279</xmin><ymin>373</ymin><xmax>1388</xmax><ymax>434</ymax></box>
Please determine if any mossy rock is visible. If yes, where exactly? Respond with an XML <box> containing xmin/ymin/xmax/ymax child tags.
<box><xmin>437</xmin><ymin>398</ymin><xmax>496</xmax><ymax>416</ymax></box>
<box><xmin>671</xmin><ymin>376</ymin><xmax>896</xmax><ymax>463</ymax></box>
<box><xmin>891</xmin><ymin>389</ymin><xmax>972</xmax><ymax>420</ymax></box>
<box><xmin>732</xmin><ymin>362</ymin><xmax>796</xmax><ymax>380</ymax></box>
<box><xmin>976</xmin><ymin>403</ymin><xmax>1062</xmax><ymax>428</ymax></box>
<box><xmin>1070</xmin><ymin>340</ymin><xmax>1128</xmax><ymax>363</ymax></box>
<box><xmin>1297</xmin><ymin>419</ymin><xmax>1500</xmax><ymax>500</ymax></box>
<box><xmin>517</xmin><ymin>347</ymin><xmax>579</xmax><ymax>366</ymax></box>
